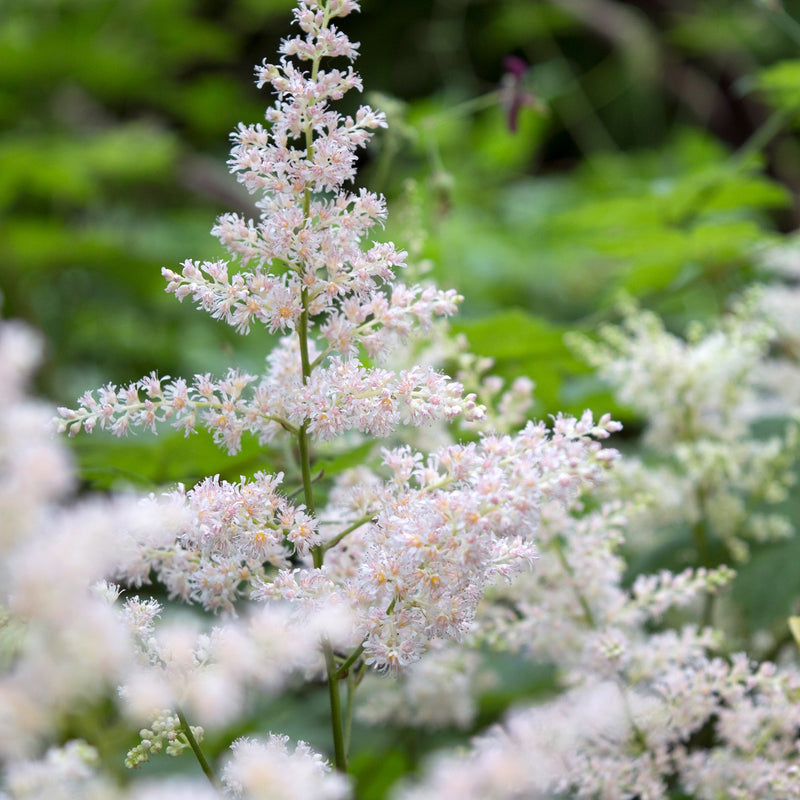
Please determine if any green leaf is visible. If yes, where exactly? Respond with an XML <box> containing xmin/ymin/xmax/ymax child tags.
<box><xmin>733</xmin><ymin>536</ymin><xmax>800</xmax><ymax>633</ymax></box>
<box><xmin>758</xmin><ymin>60</ymin><xmax>800</xmax><ymax>119</ymax></box>
<box><xmin>70</xmin><ymin>429</ymin><xmax>279</xmax><ymax>490</ymax></box>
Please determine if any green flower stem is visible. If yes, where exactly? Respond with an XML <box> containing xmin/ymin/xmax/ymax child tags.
<box><xmin>297</xmin><ymin>4</ymin><xmax>354</xmax><ymax>770</ymax></box>
<box><xmin>176</xmin><ymin>707</ymin><xmax>221</xmax><ymax>791</ymax></box>
<box><xmin>324</xmin><ymin>639</ymin><xmax>348</xmax><ymax>771</ymax></box>
<box><xmin>287</xmin><ymin>469</ymin><xmax>325</xmax><ymax>500</ymax></box>
<box><xmin>551</xmin><ymin>537</ymin><xmax>596</xmax><ymax>628</ymax></box>
<box><xmin>296</xmin><ymin>291</ymin><xmax>345</xmax><ymax>767</ymax></box>
<box><xmin>323</xmin><ymin>514</ymin><xmax>377</xmax><ymax>552</ymax></box>
<box><xmin>343</xmin><ymin>667</ymin><xmax>357</xmax><ymax>757</ymax></box>
<box><xmin>334</xmin><ymin>642</ymin><xmax>365</xmax><ymax>679</ymax></box>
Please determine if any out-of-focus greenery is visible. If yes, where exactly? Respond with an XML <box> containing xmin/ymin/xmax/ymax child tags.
<box><xmin>5</xmin><ymin>0</ymin><xmax>800</xmax><ymax>406</ymax></box>
<box><xmin>5</xmin><ymin>0</ymin><xmax>800</xmax><ymax>797</ymax></box>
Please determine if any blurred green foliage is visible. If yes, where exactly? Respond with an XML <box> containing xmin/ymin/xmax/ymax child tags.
<box><xmin>5</xmin><ymin>0</ymin><xmax>800</xmax><ymax>797</ymax></box>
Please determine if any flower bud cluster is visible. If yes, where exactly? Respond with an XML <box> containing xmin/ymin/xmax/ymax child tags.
<box><xmin>124</xmin><ymin>711</ymin><xmax>201</xmax><ymax>769</ymax></box>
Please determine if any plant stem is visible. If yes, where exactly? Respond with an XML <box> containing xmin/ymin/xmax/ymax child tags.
<box><xmin>324</xmin><ymin>514</ymin><xmax>376</xmax><ymax>552</ymax></box>
<box><xmin>551</xmin><ymin>536</ymin><xmax>596</xmax><ymax>627</ymax></box>
<box><xmin>324</xmin><ymin>640</ymin><xmax>348</xmax><ymax>770</ymax></box>
<box><xmin>176</xmin><ymin>707</ymin><xmax>221</xmax><ymax>790</ymax></box>
<box><xmin>344</xmin><ymin>667</ymin><xmax>357</xmax><ymax>757</ymax></box>
<box><xmin>295</xmin><ymin>280</ymin><xmax>346</xmax><ymax>765</ymax></box>
<box><xmin>296</xmin><ymin>4</ymin><xmax>352</xmax><ymax>770</ymax></box>
<box><xmin>335</xmin><ymin>641</ymin><xmax>366</xmax><ymax>679</ymax></box>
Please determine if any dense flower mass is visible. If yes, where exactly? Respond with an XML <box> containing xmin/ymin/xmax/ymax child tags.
<box><xmin>54</xmin><ymin>0</ymin><xmax>618</xmax><ymax>681</ymax></box>
<box><xmin>18</xmin><ymin>1</ymin><xmax>800</xmax><ymax>799</ymax></box>
<box><xmin>257</xmin><ymin>413</ymin><xmax>620</xmax><ymax>670</ymax></box>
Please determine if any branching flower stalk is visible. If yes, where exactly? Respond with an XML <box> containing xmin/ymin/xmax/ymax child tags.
<box><xmin>55</xmin><ymin>0</ymin><xmax>621</xmax><ymax>785</ymax></box>
<box><xmin>176</xmin><ymin>708</ymin><xmax>221</xmax><ymax>790</ymax></box>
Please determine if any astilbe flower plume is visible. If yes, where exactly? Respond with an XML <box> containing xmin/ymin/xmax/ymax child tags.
<box><xmin>49</xmin><ymin>0</ymin><xmax>629</xmax><ymax>789</ymax></box>
<box><xmin>56</xmin><ymin>0</ymin><xmax>620</xmax><ymax>680</ymax></box>
<box><xmin>11</xmin><ymin>0</ymin><xmax>800</xmax><ymax>798</ymax></box>
<box><xmin>570</xmin><ymin>296</ymin><xmax>800</xmax><ymax>561</ymax></box>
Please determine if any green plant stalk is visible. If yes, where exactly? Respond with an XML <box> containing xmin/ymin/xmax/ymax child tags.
<box><xmin>324</xmin><ymin>639</ymin><xmax>348</xmax><ymax>770</ymax></box>
<box><xmin>335</xmin><ymin>642</ymin><xmax>366</xmax><ymax>679</ymax></box>
<box><xmin>551</xmin><ymin>536</ymin><xmax>596</xmax><ymax>628</ymax></box>
<box><xmin>294</xmin><ymin>2</ymin><xmax>368</xmax><ymax>771</ymax></box>
<box><xmin>324</xmin><ymin>514</ymin><xmax>376</xmax><ymax>552</ymax></box>
<box><xmin>343</xmin><ymin>667</ymin><xmax>357</xmax><ymax>757</ymax></box>
<box><xmin>295</xmin><ymin>284</ymin><xmax>347</xmax><ymax>770</ymax></box>
<box><xmin>176</xmin><ymin>707</ymin><xmax>221</xmax><ymax>790</ymax></box>
<box><xmin>296</xmin><ymin>152</ymin><xmax>348</xmax><ymax>776</ymax></box>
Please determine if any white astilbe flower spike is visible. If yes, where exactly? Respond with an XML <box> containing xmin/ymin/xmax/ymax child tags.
<box><xmin>0</xmin><ymin>320</ymin><xmax>187</xmax><ymax>759</ymax></box>
<box><xmin>258</xmin><ymin>413</ymin><xmax>621</xmax><ymax>671</ymax></box>
<box><xmin>118</xmin><ymin>599</ymin><xmax>356</xmax><ymax>727</ymax></box>
<box><xmin>570</xmin><ymin>296</ymin><xmax>800</xmax><ymax>561</ymax></box>
<box><xmin>56</xmin><ymin>356</ymin><xmax>484</xmax><ymax>452</ymax></box>
<box><xmin>113</xmin><ymin>472</ymin><xmax>318</xmax><ymax>614</ymax></box>
<box><xmin>222</xmin><ymin>735</ymin><xmax>351</xmax><ymax>800</ymax></box>
<box><xmin>568</xmin><ymin>296</ymin><xmax>774</xmax><ymax>447</ymax></box>
<box><xmin>0</xmin><ymin>741</ymin><xmax>111</xmax><ymax>800</ymax></box>
<box><xmin>55</xmin><ymin>0</ymin><xmax>486</xmax><ymax>458</ymax></box>
<box><xmin>356</xmin><ymin>640</ymin><xmax>489</xmax><ymax>730</ymax></box>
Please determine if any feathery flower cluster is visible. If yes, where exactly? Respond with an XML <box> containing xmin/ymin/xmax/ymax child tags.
<box><xmin>57</xmin><ymin>345</ymin><xmax>482</xmax><ymax>453</ymax></box>
<box><xmin>570</xmin><ymin>297</ymin><xmax>800</xmax><ymax>560</ymax></box>
<box><xmin>116</xmin><ymin>472</ymin><xmax>316</xmax><ymax>613</ymax></box>
<box><xmin>56</xmin><ymin>0</ymin><xmax>478</xmax><ymax>449</ymax></box>
<box><xmin>356</xmin><ymin>641</ymin><xmax>488</xmax><ymax>730</ymax></box>
<box><xmin>256</xmin><ymin>413</ymin><xmax>620</xmax><ymax>671</ymax></box>
<box><xmin>221</xmin><ymin>735</ymin><xmax>350</xmax><ymax>800</ymax></box>
<box><xmin>569</xmin><ymin>296</ymin><xmax>774</xmax><ymax>447</ymax></box>
<box><xmin>0</xmin><ymin>321</ymin><xmax>186</xmax><ymax>761</ymax></box>
<box><xmin>53</xmin><ymin>0</ymin><xmax>620</xmax><ymax>686</ymax></box>
<box><xmin>118</xmin><ymin>596</ymin><xmax>355</xmax><ymax>727</ymax></box>
<box><xmin>398</xmin><ymin>488</ymin><xmax>800</xmax><ymax>800</ymax></box>
<box><xmin>754</xmin><ymin>240</ymin><xmax>800</xmax><ymax>417</ymax></box>
<box><xmin>42</xmin><ymin>0</ymin><xmax>657</xmax><ymax>792</ymax></box>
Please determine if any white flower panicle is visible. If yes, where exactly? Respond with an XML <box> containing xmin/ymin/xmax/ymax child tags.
<box><xmin>0</xmin><ymin>320</ymin><xmax>188</xmax><ymax>761</ymax></box>
<box><xmin>399</xmin><ymin>486</ymin><xmax>800</xmax><ymax>800</ymax></box>
<box><xmin>56</xmin><ymin>0</ymin><xmax>479</xmax><ymax>451</ymax></box>
<box><xmin>1</xmin><ymin>741</ymin><xmax>108</xmax><ymax>800</ymax></box>
<box><xmin>356</xmin><ymin>641</ymin><xmax>488</xmax><ymax>730</ymax></box>
<box><xmin>39</xmin><ymin>0</ymin><xmax>637</xmax><ymax>793</ymax></box>
<box><xmin>255</xmin><ymin>413</ymin><xmax>620</xmax><ymax>671</ymax></box>
<box><xmin>568</xmin><ymin>296</ymin><xmax>774</xmax><ymax>447</ymax></box>
<box><xmin>570</xmin><ymin>296</ymin><xmax>800</xmax><ymax>560</ymax></box>
<box><xmin>114</xmin><ymin>472</ymin><xmax>319</xmax><ymax>614</ymax></box>
<box><xmin>51</xmin><ymin>0</ymin><xmax>623</xmax><ymax>682</ymax></box>
<box><xmin>56</xmin><ymin>354</ymin><xmax>483</xmax><ymax>453</ymax></box>
<box><xmin>221</xmin><ymin>734</ymin><xmax>350</xmax><ymax>800</ymax></box>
